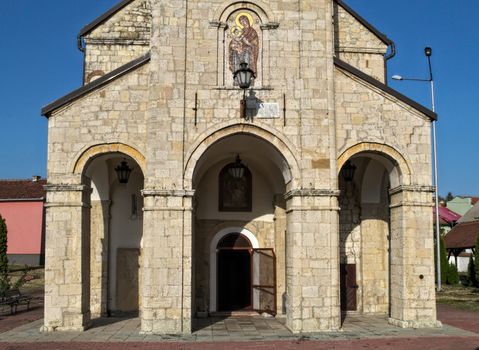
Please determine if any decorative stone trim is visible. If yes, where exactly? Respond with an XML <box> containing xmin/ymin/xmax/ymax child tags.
<box><xmin>337</xmin><ymin>142</ymin><xmax>412</xmax><ymax>180</ymax></box>
<box><xmin>284</xmin><ymin>188</ymin><xmax>341</xmax><ymax>200</ymax></box>
<box><xmin>388</xmin><ymin>317</ymin><xmax>442</xmax><ymax>329</ymax></box>
<box><xmin>260</xmin><ymin>22</ymin><xmax>279</xmax><ymax>30</ymax></box>
<box><xmin>212</xmin><ymin>86</ymin><xmax>274</xmax><ymax>91</ymax></box>
<box><xmin>389</xmin><ymin>202</ymin><xmax>433</xmax><ymax>209</ymax></box>
<box><xmin>84</xmin><ymin>38</ymin><xmax>150</xmax><ymax>46</ymax></box>
<box><xmin>44</xmin><ymin>203</ymin><xmax>91</xmax><ymax>209</ymax></box>
<box><xmin>286</xmin><ymin>207</ymin><xmax>340</xmax><ymax>213</ymax></box>
<box><xmin>73</xmin><ymin>143</ymin><xmax>146</xmax><ymax>175</ymax></box>
<box><xmin>143</xmin><ymin>207</ymin><xmax>192</xmax><ymax>212</ymax></box>
<box><xmin>141</xmin><ymin>189</ymin><xmax>195</xmax><ymax>197</ymax></box>
<box><xmin>389</xmin><ymin>185</ymin><xmax>435</xmax><ymax>195</ymax></box>
<box><xmin>44</xmin><ymin>184</ymin><xmax>89</xmax><ymax>192</ymax></box>
<box><xmin>209</xmin><ymin>21</ymin><xmax>227</xmax><ymax>29</ymax></box>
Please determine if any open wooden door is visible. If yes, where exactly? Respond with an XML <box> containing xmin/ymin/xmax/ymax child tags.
<box><xmin>252</xmin><ymin>248</ymin><xmax>276</xmax><ymax>315</ymax></box>
<box><xmin>340</xmin><ymin>263</ymin><xmax>358</xmax><ymax>311</ymax></box>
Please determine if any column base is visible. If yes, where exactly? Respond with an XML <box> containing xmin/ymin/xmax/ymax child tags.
<box><xmin>388</xmin><ymin>317</ymin><xmax>442</xmax><ymax>329</ymax></box>
<box><xmin>140</xmin><ymin>319</ymin><xmax>192</xmax><ymax>335</ymax></box>
<box><xmin>40</xmin><ymin>323</ymin><xmax>91</xmax><ymax>333</ymax></box>
<box><xmin>286</xmin><ymin>318</ymin><xmax>341</xmax><ymax>333</ymax></box>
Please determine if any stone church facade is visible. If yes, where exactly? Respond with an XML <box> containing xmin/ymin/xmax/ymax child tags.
<box><xmin>41</xmin><ymin>0</ymin><xmax>440</xmax><ymax>334</ymax></box>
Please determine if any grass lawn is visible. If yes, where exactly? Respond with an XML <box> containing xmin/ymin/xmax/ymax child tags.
<box><xmin>436</xmin><ymin>284</ymin><xmax>479</xmax><ymax>312</ymax></box>
<box><xmin>6</xmin><ymin>266</ymin><xmax>44</xmax><ymax>295</ymax></box>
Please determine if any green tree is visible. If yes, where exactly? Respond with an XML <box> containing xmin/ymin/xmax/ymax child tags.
<box><xmin>475</xmin><ymin>235</ymin><xmax>479</xmax><ymax>285</ymax></box>
<box><xmin>447</xmin><ymin>262</ymin><xmax>459</xmax><ymax>285</ymax></box>
<box><xmin>446</xmin><ymin>192</ymin><xmax>454</xmax><ymax>202</ymax></box>
<box><xmin>0</xmin><ymin>215</ymin><xmax>9</xmax><ymax>295</ymax></box>
<box><xmin>438</xmin><ymin>236</ymin><xmax>449</xmax><ymax>284</ymax></box>
<box><xmin>467</xmin><ymin>255</ymin><xmax>477</xmax><ymax>287</ymax></box>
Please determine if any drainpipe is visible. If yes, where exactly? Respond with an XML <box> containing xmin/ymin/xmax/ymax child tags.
<box><xmin>77</xmin><ymin>34</ymin><xmax>87</xmax><ymax>86</ymax></box>
<box><xmin>384</xmin><ymin>41</ymin><xmax>396</xmax><ymax>84</ymax></box>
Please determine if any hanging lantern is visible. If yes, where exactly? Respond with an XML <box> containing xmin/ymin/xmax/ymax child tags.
<box><xmin>115</xmin><ymin>161</ymin><xmax>132</xmax><ymax>184</ymax></box>
<box><xmin>228</xmin><ymin>155</ymin><xmax>247</xmax><ymax>179</ymax></box>
<box><xmin>342</xmin><ymin>160</ymin><xmax>356</xmax><ymax>182</ymax></box>
<box><xmin>233</xmin><ymin>62</ymin><xmax>255</xmax><ymax>89</ymax></box>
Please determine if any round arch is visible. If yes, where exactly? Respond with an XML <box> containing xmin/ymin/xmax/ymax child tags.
<box><xmin>337</xmin><ymin>142</ymin><xmax>412</xmax><ymax>187</ymax></box>
<box><xmin>72</xmin><ymin>143</ymin><xmax>146</xmax><ymax>175</ymax></box>
<box><xmin>213</xmin><ymin>0</ymin><xmax>275</xmax><ymax>23</ymax></box>
<box><xmin>209</xmin><ymin>227</ymin><xmax>259</xmax><ymax>312</ymax></box>
<box><xmin>184</xmin><ymin>123</ymin><xmax>300</xmax><ymax>189</ymax></box>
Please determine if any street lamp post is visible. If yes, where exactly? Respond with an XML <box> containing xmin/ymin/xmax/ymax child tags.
<box><xmin>392</xmin><ymin>47</ymin><xmax>441</xmax><ymax>291</ymax></box>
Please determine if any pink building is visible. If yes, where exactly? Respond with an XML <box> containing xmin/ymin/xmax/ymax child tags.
<box><xmin>0</xmin><ymin>177</ymin><xmax>46</xmax><ymax>266</ymax></box>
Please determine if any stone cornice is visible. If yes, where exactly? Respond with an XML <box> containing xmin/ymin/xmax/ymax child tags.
<box><xmin>389</xmin><ymin>185</ymin><xmax>435</xmax><ymax>196</ymax></box>
<box><xmin>284</xmin><ymin>189</ymin><xmax>340</xmax><ymax>200</ymax></box>
<box><xmin>209</xmin><ymin>21</ymin><xmax>228</xmax><ymax>29</ymax></box>
<box><xmin>84</xmin><ymin>38</ymin><xmax>149</xmax><ymax>46</ymax></box>
<box><xmin>44</xmin><ymin>184</ymin><xmax>90</xmax><ymax>193</ymax></box>
<box><xmin>260</xmin><ymin>22</ymin><xmax>279</xmax><ymax>30</ymax></box>
<box><xmin>142</xmin><ymin>189</ymin><xmax>195</xmax><ymax>198</ymax></box>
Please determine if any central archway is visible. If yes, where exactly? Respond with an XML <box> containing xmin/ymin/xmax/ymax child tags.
<box><xmin>189</xmin><ymin>128</ymin><xmax>296</xmax><ymax>318</ymax></box>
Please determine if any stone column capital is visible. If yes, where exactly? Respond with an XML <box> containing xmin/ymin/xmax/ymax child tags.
<box><xmin>284</xmin><ymin>188</ymin><xmax>340</xmax><ymax>200</ymax></box>
<box><xmin>141</xmin><ymin>188</ymin><xmax>195</xmax><ymax>198</ymax></box>
<box><xmin>389</xmin><ymin>185</ymin><xmax>435</xmax><ymax>196</ymax></box>
<box><xmin>44</xmin><ymin>184</ymin><xmax>91</xmax><ymax>193</ymax></box>
<box><xmin>389</xmin><ymin>185</ymin><xmax>434</xmax><ymax>209</ymax></box>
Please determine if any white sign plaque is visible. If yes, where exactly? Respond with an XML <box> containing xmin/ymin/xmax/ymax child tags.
<box><xmin>246</xmin><ymin>101</ymin><xmax>280</xmax><ymax>119</ymax></box>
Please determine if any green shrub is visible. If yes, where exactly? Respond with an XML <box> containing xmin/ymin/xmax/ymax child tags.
<box><xmin>475</xmin><ymin>235</ymin><xmax>479</xmax><ymax>285</ymax></box>
<box><xmin>437</xmin><ymin>236</ymin><xmax>449</xmax><ymax>284</ymax></box>
<box><xmin>0</xmin><ymin>217</ymin><xmax>31</xmax><ymax>296</ymax></box>
<box><xmin>467</xmin><ymin>255</ymin><xmax>477</xmax><ymax>287</ymax></box>
<box><xmin>0</xmin><ymin>215</ymin><xmax>8</xmax><ymax>295</ymax></box>
<box><xmin>447</xmin><ymin>262</ymin><xmax>459</xmax><ymax>285</ymax></box>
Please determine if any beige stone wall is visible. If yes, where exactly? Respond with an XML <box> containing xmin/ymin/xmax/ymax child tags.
<box><xmin>334</xmin><ymin>67</ymin><xmax>432</xmax><ymax>187</ymax></box>
<box><xmin>83</xmin><ymin>0</ymin><xmax>151</xmax><ymax>83</ymax></box>
<box><xmin>334</xmin><ymin>3</ymin><xmax>388</xmax><ymax>83</ymax></box>
<box><xmin>47</xmin><ymin>64</ymin><xmax>149</xmax><ymax>184</ymax></box>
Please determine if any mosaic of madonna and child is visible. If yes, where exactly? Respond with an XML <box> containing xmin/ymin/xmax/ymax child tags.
<box><xmin>227</xmin><ymin>11</ymin><xmax>261</xmax><ymax>80</ymax></box>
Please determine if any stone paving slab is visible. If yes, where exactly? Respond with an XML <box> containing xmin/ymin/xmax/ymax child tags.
<box><xmin>0</xmin><ymin>314</ymin><xmax>477</xmax><ymax>343</ymax></box>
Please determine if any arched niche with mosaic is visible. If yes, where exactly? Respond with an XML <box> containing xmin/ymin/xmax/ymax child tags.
<box><xmin>227</xmin><ymin>11</ymin><xmax>261</xmax><ymax>86</ymax></box>
<box><xmin>210</xmin><ymin>1</ymin><xmax>278</xmax><ymax>88</ymax></box>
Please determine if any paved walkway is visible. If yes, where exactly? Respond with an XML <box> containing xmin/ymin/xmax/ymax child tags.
<box><xmin>0</xmin><ymin>313</ymin><xmax>476</xmax><ymax>343</ymax></box>
<box><xmin>0</xmin><ymin>301</ymin><xmax>478</xmax><ymax>349</ymax></box>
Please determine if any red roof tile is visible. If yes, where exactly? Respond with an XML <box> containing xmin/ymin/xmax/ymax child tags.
<box><xmin>444</xmin><ymin>221</ymin><xmax>479</xmax><ymax>249</ymax></box>
<box><xmin>0</xmin><ymin>179</ymin><xmax>47</xmax><ymax>201</ymax></box>
<box><xmin>433</xmin><ymin>206</ymin><xmax>461</xmax><ymax>224</ymax></box>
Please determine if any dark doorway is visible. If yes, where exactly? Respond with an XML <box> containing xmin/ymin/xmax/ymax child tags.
<box><xmin>217</xmin><ymin>233</ymin><xmax>252</xmax><ymax>311</ymax></box>
<box><xmin>340</xmin><ymin>263</ymin><xmax>358</xmax><ymax>311</ymax></box>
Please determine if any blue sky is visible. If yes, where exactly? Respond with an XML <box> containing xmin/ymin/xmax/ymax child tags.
<box><xmin>0</xmin><ymin>1</ymin><xmax>477</xmax><ymax>197</ymax></box>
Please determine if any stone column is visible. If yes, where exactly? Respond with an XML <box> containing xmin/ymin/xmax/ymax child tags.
<box><xmin>285</xmin><ymin>189</ymin><xmax>341</xmax><ymax>333</ymax></box>
<box><xmin>90</xmin><ymin>200</ymin><xmax>111</xmax><ymax>318</ymax></box>
<box><xmin>388</xmin><ymin>185</ymin><xmax>440</xmax><ymax>328</ymax></box>
<box><xmin>274</xmin><ymin>194</ymin><xmax>287</xmax><ymax>314</ymax></box>
<box><xmin>140</xmin><ymin>189</ymin><xmax>194</xmax><ymax>334</ymax></box>
<box><xmin>42</xmin><ymin>180</ymin><xmax>92</xmax><ymax>332</ymax></box>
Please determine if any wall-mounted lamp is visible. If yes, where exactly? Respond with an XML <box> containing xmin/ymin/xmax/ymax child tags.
<box><xmin>228</xmin><ymin>155</ymin><xmax>247</xmax><ymax>179</ymax></box>
<box><xmin>115</xmin><ymin>160</ymin><xmax>132</xmax><ymax>184</ymax></box>
<box><xmin>233</xmin><ymin>62</ymin><xmax>255</xmax><ymax>119</ymax></box>
<box><xmin>342</xmin><ymin>160</ymin><xmax>356</xmax><ymax>182</ymax></box>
